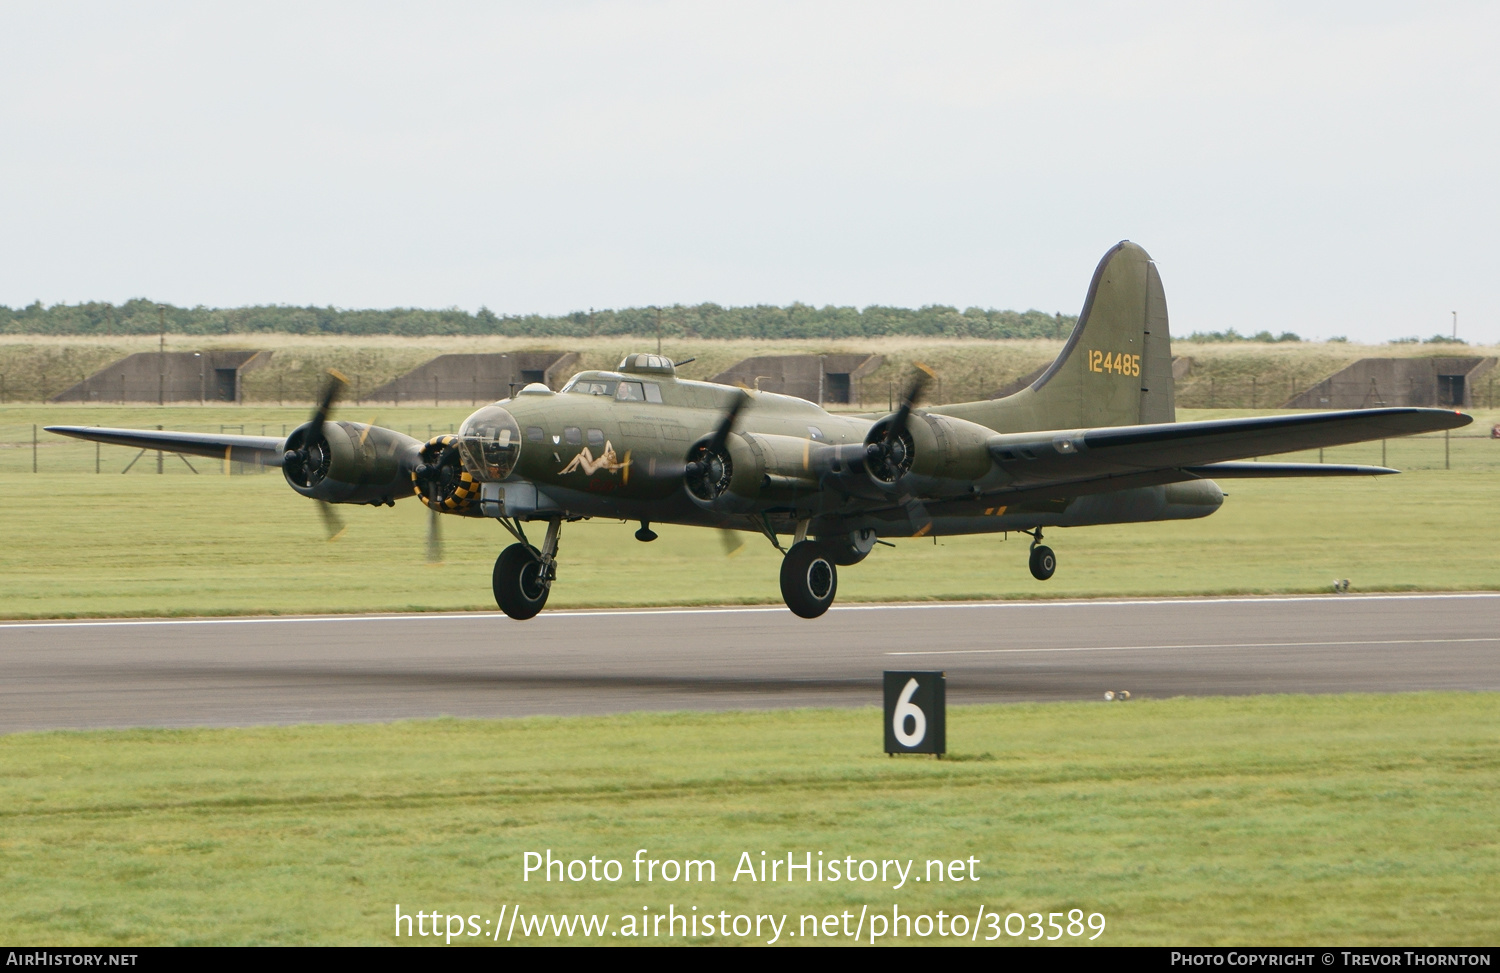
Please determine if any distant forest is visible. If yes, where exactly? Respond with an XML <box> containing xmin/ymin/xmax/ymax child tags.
<box><xmin>0</xmin><ymin>299</ymin><xmax>1077</xmax><ymax>341</ymax></box>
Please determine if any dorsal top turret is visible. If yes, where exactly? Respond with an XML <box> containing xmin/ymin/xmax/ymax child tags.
<box><xmin>617</xmin><ymin>353</ymin><xmax>677</xmax><ymax>376</ymax></box>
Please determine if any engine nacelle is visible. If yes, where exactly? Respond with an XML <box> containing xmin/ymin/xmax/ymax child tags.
<box><xmin>683</xmin><ymin>432</ymin><xmax>820</xmax><ymax>512</ymax></box>
<box><xmin>863</xmin><ymin>411</ymin><xmax>997</xmax><ymax>497</ymax></box>
<box><xmin>282</xmin><ymin>420</ymin><xmax>420</xmax><ymax>505</ymax></box>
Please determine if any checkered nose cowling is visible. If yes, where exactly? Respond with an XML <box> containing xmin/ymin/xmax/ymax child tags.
<box><xmin>412</xmin><ymin>435</ymin><xmax>479</xmax><ymax>512</ymax></box>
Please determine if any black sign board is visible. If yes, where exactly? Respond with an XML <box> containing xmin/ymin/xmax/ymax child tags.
<box><xmin>883</xmin><ymin>670</ymin><xmax>946</xmax><ymax>755</ymax></box>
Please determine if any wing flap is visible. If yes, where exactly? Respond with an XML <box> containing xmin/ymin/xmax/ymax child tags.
<box><xmin>46</xmin><ymin>425</ymin><xmax>286</xmax><ymax>466</ymax></box>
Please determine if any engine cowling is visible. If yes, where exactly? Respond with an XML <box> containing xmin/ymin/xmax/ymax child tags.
<box><xmin>683</xmin><ymin>432</ymin><xmax>821</xmax><ymax>512</ymax></box>
<box><xmin>863</xmin><ymin>411</ymin><xmax>997</xmax><ymax>497</ymax></box>
<box><xmin>282</xmin><ymin>420</ymin><xmax>420</xmax><ymax>505</ymax></box>
<box><xmin>411</xmin><ymin>435</ymin><xmax>482</xmax><ymax>512</ymax></box>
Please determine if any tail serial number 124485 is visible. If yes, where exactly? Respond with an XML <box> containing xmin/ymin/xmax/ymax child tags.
<box><xmin>1088</xmin><ymin>350</ymin><xmax>1140</xmax><ymax>376</ymax></box>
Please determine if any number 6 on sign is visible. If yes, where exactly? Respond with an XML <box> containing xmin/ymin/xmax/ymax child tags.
<box><xmin>893</xmin><ymin>679</ymin><xmax>926</xmax><ymax>746</ymax></box>
<box><xmin>883</xmin><ymin>671</ymin><xmax>946</xmax><ymax>756</ymax></box>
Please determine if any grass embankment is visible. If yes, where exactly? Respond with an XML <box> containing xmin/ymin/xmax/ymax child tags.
<box><xmin>4</xmin><ymin>334</ymin><xmax>1497</xmax><ymax>408</ymax></box>
<box><xmin>1</xmin><ymin>694</ymin><xmax>1496</xmax><ymax>945</ymax></box>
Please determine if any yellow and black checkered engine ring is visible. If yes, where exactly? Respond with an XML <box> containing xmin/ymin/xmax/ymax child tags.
<box><xmin>412</xmin><ymin>435</ymin><xmax>480</xmax><ymax>512</ymax></box>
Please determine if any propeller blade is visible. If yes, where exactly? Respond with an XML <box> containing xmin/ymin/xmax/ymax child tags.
<box><xmin>885</xmin><ymin>363</ymin><xmax>934</xmax><ymax>445</ymax></box>
<box><xmin>309</xmin><ymin>368</ymin><xmax>350</xmax><ymax>431</ymax></box>
<box><xmin>317</xmin><ymin>500</ymin><xmax>346</xmax><ymax>542</ymax></box>
<box><xmin>708</xmin><ymin>389</ymin><xmax>750</xmax><ymax>454</ymax></box>
<box><xmin>904</xmin><ymin>495</ymin><xmax>933</xmax><ymax>538</ymax></box>
<box><xmin>426</xmin><ymin>504</ymin><xmax>443</xmax><ymax>564</ymax></box>
<box><xmin>719</xmin><ymin>528</ymin><xmax>746</xmax><ymax>557</ymax></box>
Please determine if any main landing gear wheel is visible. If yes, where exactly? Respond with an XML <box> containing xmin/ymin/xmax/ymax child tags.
<box><xmin>493</xmin><ymin>543</ymin><xmax>550</xmax><ymax>619</ymax></box>
<box><xmin>1029</xmin><ymin>544</ymin><xmax>1056</xmax><ymax>581</ymax></box>
<box><xmin>780</xmin><ymin>540</ymin><xmax>838</xmax><ymax>619</ymax></box>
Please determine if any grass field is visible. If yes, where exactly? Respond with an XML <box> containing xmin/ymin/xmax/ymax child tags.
<box><xmin>1</xmin><ymin>694</ymin><xmax>1495</xmax><ymax>945</ymax></box>
<box><xmin>0</xmin><ymin>406</ymin><xmax>1495</xmax><ymax>618</ymax></box>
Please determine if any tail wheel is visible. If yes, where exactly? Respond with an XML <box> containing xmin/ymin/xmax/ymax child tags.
<box><xmin>780</xmin><ymin>540</ymin><xmax>838</xmax><ymax>619</ymax></box>
<box><xmin>1029</xmin><ymin>544</ymin><xmax>1056</xmax><ymax>581</ymax></box>
<box><xmin>494</xmin><ymin>543</ymin><xmax>550</xmax><ymax>620</ymax></box>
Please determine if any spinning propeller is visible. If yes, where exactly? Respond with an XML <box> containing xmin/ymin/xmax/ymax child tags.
<box><xmin>682</xmin><ymin>389</ymin><xmax>749</xmax><ymax>502</ymax></box>
<box><xmin>282</xmin><ymin>370</ymin><xmax>350</xmax><ymax>540</ymax></box>
<box><xmin>867</xmin><ymin>364</ymin><xmax>936</xmax><ymax>535</ymax></box>
<box><xmin>865</xmin><ymin>363</ymin><xmax>932</xmax><ymax>483</ymax></box>
<box><xmin>412</xmin><ymin>440</ymin><xmax>467</xmax><ymax>564</ymax></box>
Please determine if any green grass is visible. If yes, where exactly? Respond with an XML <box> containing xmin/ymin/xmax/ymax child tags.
<box><xmin>1</xmin><ymin>694</ymin><xmax>1496</xmax><ymax>945</ymax></box>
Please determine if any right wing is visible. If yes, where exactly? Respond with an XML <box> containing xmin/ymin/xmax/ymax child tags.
<box><xmin>987</xmin><ymin>407</ymin><xmax>1469</xmax><ymax>487</ymax></box>
<box><xmin>46</xmin><ymin>426</ymin><xmax>286</xmax><ymax>466</ymax></box>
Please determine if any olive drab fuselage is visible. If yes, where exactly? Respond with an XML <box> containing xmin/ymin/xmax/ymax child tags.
<box><xmin>442</xmin><ymin>346</ymin><xmax>1223</xmax><ymax>540</ymax></box>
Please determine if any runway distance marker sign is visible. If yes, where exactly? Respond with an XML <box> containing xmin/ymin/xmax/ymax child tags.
<box><xmin>884</xmin><ymin>671</ymin><xmax>945</xmax><ymax>757</ymax></box>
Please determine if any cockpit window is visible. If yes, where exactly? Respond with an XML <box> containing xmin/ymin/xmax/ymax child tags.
<box><xmin>615</xmin><ymin>381</ymin><xmax>645</xmax><ymax>402</ymax></box>
<box><xmin>564</xmin><ymin>426</ymin><xmax>582</xmax><ymax>445</ymax></box>
<box><xmin>567</xmin><ymin>380</ymin><xmax>616</xmax><ymax>396</ymax></box>
<box><xmin>526</xmin><ymin>426</ymin><xmax>544</xmax><ymax>443</ymax></box>
<box><xmin>644</xmin><ymin>383</ymin><xmax>663</xmax><ymax>404</ymax></box>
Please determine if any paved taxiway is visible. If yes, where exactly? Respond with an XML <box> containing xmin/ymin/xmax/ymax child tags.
<box><xmin>1</xmin><ymin>594</ymin><xmax>1497</xmax><ymax>733</ymax></box>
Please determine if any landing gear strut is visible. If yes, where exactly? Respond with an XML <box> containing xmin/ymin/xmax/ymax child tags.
<box><xmin>493</xmin><ymin>518</ymin><xmax>561</xmax><ymax>620</ymax></box>
<box><xmin>1025</xmin><ymin>528</ymin><xmax>1056</xmax><ymax>581</ymax></box>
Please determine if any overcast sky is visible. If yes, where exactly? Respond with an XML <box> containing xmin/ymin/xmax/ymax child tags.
<box><xmin>2</xmin><ymin>2</ymin><xmax>1496</xmax><ymax>342</ymax></box>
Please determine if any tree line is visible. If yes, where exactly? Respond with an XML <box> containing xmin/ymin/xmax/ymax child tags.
<box><xmin>0</xmin><ymin>299</ymin><xmax>1077</xmax><ymax>341</ymax></box>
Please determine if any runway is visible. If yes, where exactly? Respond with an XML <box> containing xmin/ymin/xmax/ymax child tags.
<box><xmin>2</xmin><ymin>593</ymin><xmax>1498</xmax><ymax>733</ymax></box>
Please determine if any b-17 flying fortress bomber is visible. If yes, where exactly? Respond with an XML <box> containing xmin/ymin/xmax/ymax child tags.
<box><xmin>50</xmin><ymin>242</ymin><xmax>1471</xmax><ymax>619</ymax></box>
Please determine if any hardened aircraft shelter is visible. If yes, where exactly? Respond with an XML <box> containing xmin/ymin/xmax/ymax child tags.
<box><xmin>368</xmin><ymin>352</ymin><xmax>578</xmax><ymax>405</ymax></box>
<box><xmin>708</xmin><ymin>354</ymin><xmax>883</xmax><ymax>406</ymax></box>
<box><xmin>1284</xmin><ymin>356</ymin><xmax>1497</xmax><ymax>409</ymax></box>
<box><xmin>51</xmin><ymin>350</ymin><xmax>272</xmax><ymax>404</ymax></box>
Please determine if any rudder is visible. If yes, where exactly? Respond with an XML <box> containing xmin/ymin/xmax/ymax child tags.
<box><xmin>931</xmin><ymin>241</ymin><xmax>1175</xmax><ymax>433</ymax></box>
<box><xmin>1028</xmin><ymin>241</ymin><xmax>1174</xmax><ymax>428</ymax></box>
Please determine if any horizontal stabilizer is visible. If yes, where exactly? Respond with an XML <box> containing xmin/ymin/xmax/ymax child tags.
<box><xmin>46</xmin><ymin>425</ymin><xmax>286</xmax><ymax>466</ymax></box>
<box><xmin>1182</xmin><ymin>462</ymin><xmax>1398</xmax><ymax>478</ymax></box>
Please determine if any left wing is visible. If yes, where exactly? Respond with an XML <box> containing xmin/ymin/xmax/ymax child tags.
<box><xmin>46</xmin><ymin>426</ymin><xmax>286</xmax><ymax>465</ymax></box>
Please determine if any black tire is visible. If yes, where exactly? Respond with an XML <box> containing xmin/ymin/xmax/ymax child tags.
<box><xmin>1029</xmin><ymin>544</ymin><xmax>1056</xmax><ymax>581</ymax></box>
<box><xmin>493</xmin><ymin>543</ymin><xmax>550</xmax><ymax>620</ymax></box>
<box><xmin>780</xmin><ymin>540</ymin><xmax>838</xmax><ymax>619</ymax></box>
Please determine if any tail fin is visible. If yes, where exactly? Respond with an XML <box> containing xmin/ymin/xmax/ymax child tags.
<box><xmin>936</xmin><ymin>241</ymin><xmax>1175</xmax><ymax>432</ymax></box>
